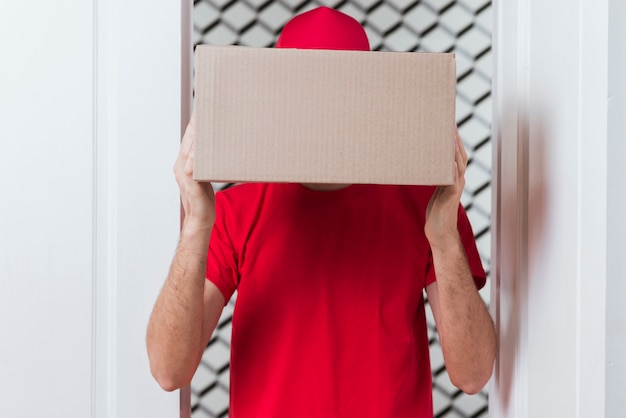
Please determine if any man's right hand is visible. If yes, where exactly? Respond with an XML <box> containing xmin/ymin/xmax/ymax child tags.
<box><xmin>147</xmin><ymin>114</ymin><xmax>224</xmax><ymax>391</ymax></box>
<box><xmin>174</xmin><ymin>114</ymin><xmax>216</xmax><ymax>232</ymax></box>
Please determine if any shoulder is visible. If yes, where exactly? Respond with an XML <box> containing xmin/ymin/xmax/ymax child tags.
<box><xmin>216</xmin><ymin>182</ymin><xmax>267</xmax><ymax>196</ymax></box>
<box><xmin>213</xmin><ymin>184</ymin><xmax>270</xmax><ymax>227</ymax></box>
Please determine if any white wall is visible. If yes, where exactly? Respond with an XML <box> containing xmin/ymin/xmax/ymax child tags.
<box><xmin>0</xmin><ymin>1</ymin><xmax>184</xmax><ymax>416</ymax></box>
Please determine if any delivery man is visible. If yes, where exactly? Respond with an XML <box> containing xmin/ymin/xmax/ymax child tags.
<box><xmin>147</xmin><ymin>7</ymin><xmax>496</xmax><ymax>418</ymax></box>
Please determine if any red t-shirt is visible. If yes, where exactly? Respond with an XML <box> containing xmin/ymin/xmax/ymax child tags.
<box><xmin>206</xmin><ymin>183</ymin><xmax>485</xmax><ymax>418</ymax></box>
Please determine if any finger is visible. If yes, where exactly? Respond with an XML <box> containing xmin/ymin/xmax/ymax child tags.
<box><xmin>177</xmin><ymin>116</ymin><xmax>196</xmax><ymax>165</ymax></box>
<box><xmin>455</xmin><ymin>132</ymin><xmax>468</xmax><ymax>178</ymax></box>
<box><xmin>183</xmin><ymin>141</ymin><xmax>195</xmax><ymax>177</ymax></box>
<box><xmin>455</xmin><ymin>133</ymin><xmax>464</xmax><ymax>174</ymax></box>
<box><xmin>456</xmin><ymin>128</ymin><xmax>468</xmax><ymax>166</ymax></box>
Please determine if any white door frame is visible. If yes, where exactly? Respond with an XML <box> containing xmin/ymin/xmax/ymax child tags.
<box><xmin>606</xmin><ymin>1</ymin><xmax>626</xmax><ymax>416</ymax></box>
<box><xmin>94</xmin><ymin>0</ymin><xmax>186</xmax><ymax>416</ymax></box>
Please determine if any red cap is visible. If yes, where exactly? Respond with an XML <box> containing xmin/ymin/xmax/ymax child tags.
<box><xmin>275</xmin><ymin>7</ymin><xmax>370</xmax><ymax>51</ymax></box>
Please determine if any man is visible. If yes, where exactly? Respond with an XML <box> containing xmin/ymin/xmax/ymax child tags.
<box><xmin>147</xmin><ymin>7</ymin><xmax>496</xmax><ymax>418</ymax></box>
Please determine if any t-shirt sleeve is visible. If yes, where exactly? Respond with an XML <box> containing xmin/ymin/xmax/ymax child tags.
<box><xmin>205</xmin><ymin>192</ymin><xmax>239</xmax><ymax>303</ymax></box>
<box><xmin>425</xmin><ymin>204</ymin><xmax>487</xmax><ymax>290</ymax></box>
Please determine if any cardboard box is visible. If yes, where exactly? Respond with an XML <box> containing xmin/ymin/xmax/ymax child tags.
<box><xmin>194</xmin><ymin>45</ymin><xmax>456</xmax><ymax>185</ymax></box>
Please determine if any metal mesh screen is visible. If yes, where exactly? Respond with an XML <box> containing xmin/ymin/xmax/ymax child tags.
<box><xmin>190</xmin><ymin>1</ymin><xmax>492</xmax><ymax>416</ymax></box>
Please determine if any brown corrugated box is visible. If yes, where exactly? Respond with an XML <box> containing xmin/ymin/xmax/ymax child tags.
<box><xmin>193</xmin><ymin>45</ymin><xmax>456</xmax><ymax>185</ymax></box>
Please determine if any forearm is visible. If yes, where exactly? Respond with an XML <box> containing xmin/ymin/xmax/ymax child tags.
<box><xmin>146</xmin><ymin>223</ymin><xmax>212</xmax><ymax>391</ymax></box>
<box><xmin>429</xmin><ymin>234</ymin><xmax>496</xmax><ymax>394</ymax></box>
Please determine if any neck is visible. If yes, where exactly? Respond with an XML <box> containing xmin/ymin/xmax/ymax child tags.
<box><xmin>301</xmin><ymin>183</ymin><xmax>351</xmax><ymax>191</ymax></box>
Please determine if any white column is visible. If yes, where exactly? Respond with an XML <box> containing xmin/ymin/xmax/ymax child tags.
<box><xmin>0</xmin><ymin>1</ymin><xmax>185</xmax><ymax>416</ymax></box>
<box><xmin>491</xmin><ymin>0</ymin><xmax>608</xmax><ymax>416</ymax></box>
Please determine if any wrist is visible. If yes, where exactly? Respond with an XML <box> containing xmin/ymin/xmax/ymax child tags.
<box><xmin>180</xmin><ymin>218</ymin><xmax>213</xmax><ymax>243</ymax></box>
<box><xmin>182</xmin><ymin>212</ymin><xmax>214</xmax><ymax>231</ymax></box>
<box><xmin>427</xmin><ymin>230</ymin><xmax>462</xmax><ymax>252</ymax></box>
